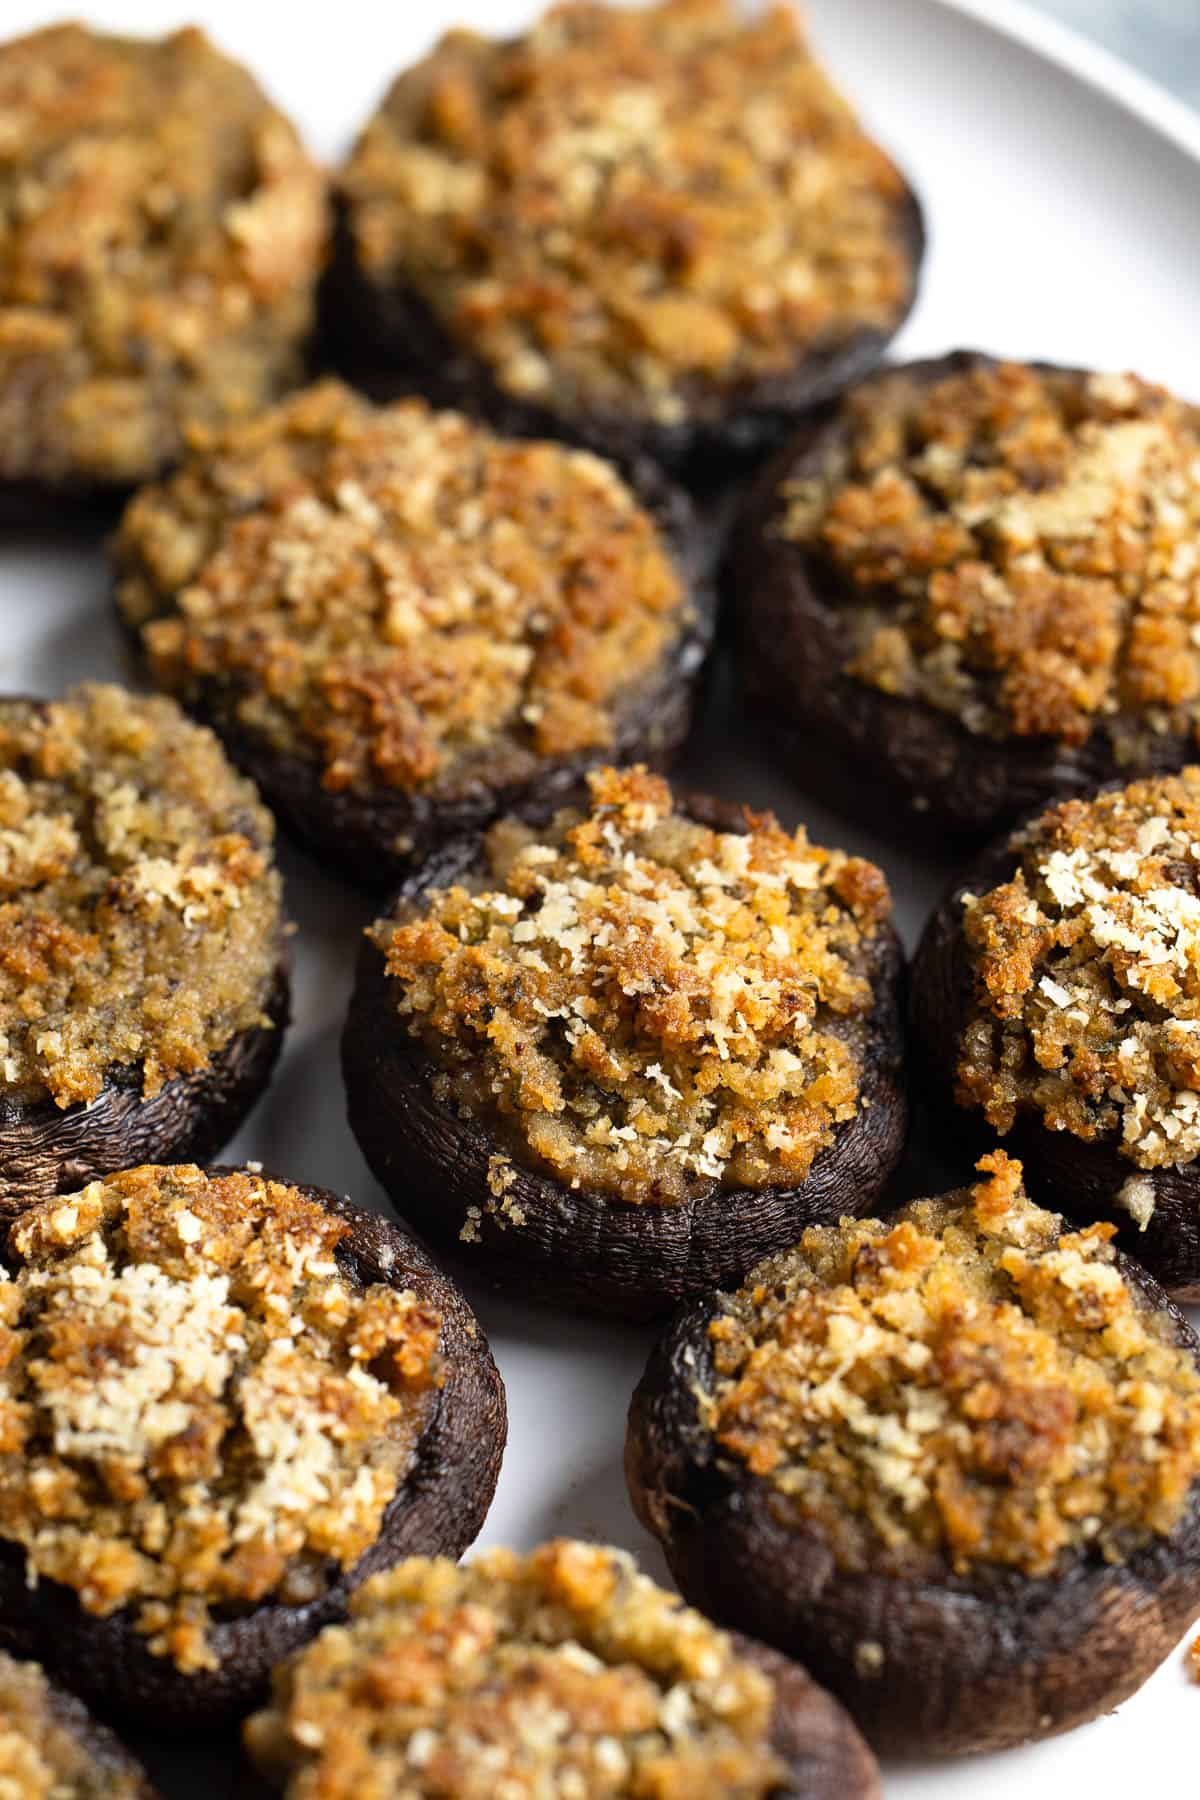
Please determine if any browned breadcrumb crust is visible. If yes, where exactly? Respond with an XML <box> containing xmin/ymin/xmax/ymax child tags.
<box><xmin>244</xmin><ymin>1540</ymin><xmax>788</xmax><ymax>1799</ymax></box>
<box><xmin>0</xmin><ymin>1651</ymin><xmax>142</xmax><ymax>1799</ymax></box>
<box><xmin>0</xmin><ymin>23</ymin><xmax>327</xmax><ymax>488</ymax></box>
<box><xmin>958</xmin><ymin>771</ymin><xmax>1200</xmax><ymax>1174</ymax></box>
<box><xmin>340</xmin><ymin>0</ymin><xmax>914</xmax><ymax>427</ymax></box>
<box><xmin>0</xmin><ymin>684</ymin><xmax>282</xmax><ymax>1110</ymax></box>
<box><xmin>779</xmin><ymin>360</ymin><xmax>1200</xmax><ymax>747</ymax></box>
<box><xmin>115</xmin><ymin>382</ymin><xmax>686</xmax><ymax>797</ymax></box>
<box><xmin>0</xmin><ymin>1165</ymin><xmax>443</xmax><ymax>1674</ymax></box>
<box><xmin>374</xmin><ymin>766</ymin><xmax>890</xmax><ymax>1208</ymax></box>
<box><xmin>707</xmin><ymin>1152</ymin><xmax>1200</xmax><ymax>1579</ymax></box>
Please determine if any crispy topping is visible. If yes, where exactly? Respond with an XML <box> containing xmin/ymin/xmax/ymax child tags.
<box><xmin>957</xmin><ymin>770</ymin><xmax>1200</xmax><ymax>1168</ymax></box>
<box><xmin>0</xmin><ymin>1653</ymin><xmax>142</xmax><ymax>1799</ymax></box>
<box><xmin>0</xmin><ymin>24</ymin><xmax>327</xmax><ymax>486</ymax></box>
<box><xmin>0</xmin><ymin>1166</ymin><xmax>442</xmax><ymax>1673</ymax></box>
<box><xmin>779</xmin><ymin>360</ymin><xmax>1200</xmax><ymax>747</ymax></box>
<box><xmin>0</xmin><ymin>684</ymin><xmax>282</xmax><ymax>1109</ymax></box>
<box><xmin>708</xmin><ymin>1153</ymin><xmax>1200</xmax><ymax>1577</ymax></box>
<box><xmin>375</xmin><ymin>767</ymin><xmax>889</xmax><ymax>1206</ymax></box>
<box><xmin>340</xmin><ymin>0</ymin><xmax>914</xmax><ymax>427</ymax></box>
<box><xmin>115</xmin><ymin>382</ymin><xmax>686</xmax><ymax>797</ymax></box>
<box><xmin>244</xmin><ymin>1540</ymin><xmax>788</xmax><ymax>1799</ymax></box>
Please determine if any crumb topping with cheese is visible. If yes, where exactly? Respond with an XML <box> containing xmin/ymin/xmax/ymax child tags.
<box><xmin>115</xmin><ymin>382</ymin><xmax>686</xmax><ymax>798</ymax></box>
<box><xmin>0</xmin><ymin>1166</ymin><xmax>442</xmax><ymax>1673</ymax></box>
<box><xmin>0</xmin><ymin>1652</ymin><xmax>144</xmax><ymax>1799</ymax></box>
<box><xmin>340</xmin><ymin>0</ymin><xmax>915</xmax><ymax>428</ymax></box>
<box><xmin>778</xmin><ymin>359</ymin><xmax>1200</xmax><ymax>748</ymax></box>
<box><xmin>707</xmin><ymin>1152</ymin><xmax>1200</xmax><ymax>1576</ymax></box>
<box><xmin>0</xmin><ymin>684</ymin><xmax>282</xmax><ymax>1109</ymax></box>
<box><xmin>0</xmin><ymin>23</ymin><xmax>327</xmax><ymax>487</ymax></box>
<box><xmin>957</xmin><ymin>771</ymin><xmax>1200</xmax><ymax>1168</ymax></box>
<box><xmin>374</xmin><ymin>767</ymin><xmax>891</xmax><ymax>1207</ymax></box>
<box><xmin>244</xmin><ymin>1540</ymin><xmax>788</xmax><ymax>1799</ymax></box>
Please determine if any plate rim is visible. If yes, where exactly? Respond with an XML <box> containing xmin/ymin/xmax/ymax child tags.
<box><xmin>916</xmin><ymin>0</ymin><xmax>1200</xmax><ymax>162</ymax></box>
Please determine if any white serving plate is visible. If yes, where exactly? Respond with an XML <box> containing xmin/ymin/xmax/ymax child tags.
<box><xmin>4</xmin><ymin>0</ymin><xmax>1200</xmax><ymax>1791</ymax></box>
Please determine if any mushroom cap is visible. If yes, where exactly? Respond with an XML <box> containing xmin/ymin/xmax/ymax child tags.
<box><xmin>342</xmin><ymin>789</ymin><xmax>908</xmax><ymax>1320</ymax></box>
<box><xmin>0</xmin><ymin>1175</ymin><xmax>506</xmax><ymax>1728</ymax></box>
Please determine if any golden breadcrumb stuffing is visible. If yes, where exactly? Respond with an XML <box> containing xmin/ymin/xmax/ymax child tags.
<box><xmin>0</xmin><ymin>1652</ymin><xmax>143</xmax><ymax>1799</ymax></box>
<box><xmin>0</xmin><ymin>1166</ymin><xmax>442</xmax><ymax>1673</ymax></box>
<box><xmin>708</xmin><ymin>1153</ymin><xmax>1200</xmax><ymax>1578</ymax></box>
<box><xmin>340</xmin><ymin>0</ymin><xmax>914</xmax><ymax>426</ymax></box>
<box><xmin>0</xmin><ymin>23</ymin><xmax>327</xmax><ymax>487</ymax></box>
<box><xmin>0</xmin><ymin>684</ymin><xmax>282</xmax><ymax>1109</ymax></box>
<box><xmin>779</xmin><ymin>359</ymin><xmax>1200</xmax><ymax>748</ymax></box>
<box><xmin>115</xmin><ymin>382</ymin><xmax>686</xmax><ymax>797</ymax></box>
<box><xmin>958</xmin><ymin>771</ymin><xmax>1200</xmax><ymax>1170</ymax></box>
<box><xmin>244</xmin><ymin>1540</ymin><xmax>788</xmax><ymax>1799</ymax></box>
<box><xmin>374</xmin><ymin>766</ymin><xmax>891</xmax><ymax>1206</ymax></box>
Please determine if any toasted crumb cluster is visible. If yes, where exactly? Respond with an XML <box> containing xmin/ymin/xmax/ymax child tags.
<box><xmin>115</xmin><ymin>382</ymin><xmax>686</xmax><ymax>797</ymax></box>
<box><xmin>707</xmin><ymin>1153</ymin><xmax>1200</xmax><ymax>1577</ymax></box>
<box><xmin>340</xmin><ymin>0</ymin><xmax>914</xmax><ymax>427</ymax></box>
<box><xmin>244</xmin><ymin>1540</ymin><xmax>788</xmax><ymax>1799</ymax></box>
<box><xmin>0</xmin><ymin>1166</ymin><xmax>442</xmax><ymax>1672</ymax></box>
<box><xmin>376</xmin><ymin>767</ymin><xmax>890</xmax><ymax>1208</ymax></box>
<box><xmin>0</xmin><ymin>684</ymin><xmax>282</xmax><ymax>1109</ymax></box>
<box><xmin>0</xmin><ymin>1653</ymin><xmax>142</xmax><ymax>1799</ymax></box>
<box><xmin>957</xmin><ymin>771</ymin><xmax>1200</xmax><ymax>1171</ymax></box>
<box><xmin>0</xmin><ymin>24</ymin><xmax>327</xmax><ymax>488</ymax></box>
<box><xmin>779</xmin><ymin>359</ymin><xmax>1200</xmax><ymax>747</ymax></box>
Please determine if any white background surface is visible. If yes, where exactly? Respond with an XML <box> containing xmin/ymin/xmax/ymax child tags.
<box><xmin>5</xmin><ymin>1</ymin><xmax>1200</xmax><ymax>1792</ymax></box>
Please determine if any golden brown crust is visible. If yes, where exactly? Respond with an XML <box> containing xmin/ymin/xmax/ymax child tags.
<box><xmin>778</xmin><ymin>360</ymin><xmax>1200</xmax><ymax>749</ymax></box>
<box><xmin>0</xmin><ymin>24</ymin><xmax>327</xmax><ymax>489</ymax></box>
<box><xmin>956</xmin><ymin>770</ymin><xmax>1200</xmax><ymax>1172</ymax></box>
<box><xmin>705</xmin><ymin>1152</ymin><xmax>1200</xmax><ymax>1579</ymax></box>
<box><xmin>339</xmin><ymin>0</ymin><xmax>914</xmax><ymax>431</ymax></box>
<box><xmin>0</xmin><ymin>1165</ymin><xmax>443</xmax><ymax>1674</ymax></box>
<box><xmin>371</xmin><ymin>766</ymin><xmax>891</xmax><ymax>1208</ymax></box>
<box><xmin>115</xmin><ymin>382</ymin><xmax>688</xmax><ymax>801</ymax></box>
<box><xmin>244</xmin><ymin>1540</ymin><xmax>790</xmax><ymax>1798</ymax></box>
<box><xmin>0</xmin><ymin>685</ymin><xmax>283</xmax><ymax>1111</ymax></box>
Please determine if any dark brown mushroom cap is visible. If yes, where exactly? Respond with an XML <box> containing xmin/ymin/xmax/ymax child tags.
<box><xmin>729</xmin><ymin>350</ymin><xmax>1196</xmax><ymax>840</ymax></box>
<box><xmin>0</xmin><ymin>963</ymin><xmax>289</xmax><ymax>1218</ymax></box>
<box><xmin>0</xmin><ymin>1653</ymin><xmax>160</xmax><ymax>1797</ymax></box>
<box><xmin>115</xmin><ymin>453</ymin><xmax>715</xmax><ymax>896</ymax></box>
<box><xmin>0</xmin><ymin>477</ymin><xmax>130</xmax><ymax>534</ymax></box>
<box><xmin>911</xmin><ymin>813</ymin><xmax>1200</xmax><ymax>1300</ymax></box>
<box><xmin>320</xmin><ymin>190</ymin><xmax>926</xmax><ymax>480</ymax></box>
<box><xmin>341</xmin><ymin>789</ymin><xmax>907</xmax><ymax>1322</ymax></box>
<box><xmin>626</xmin><ymin>1242</ymin><xmax>1200</xmax><ymax>1757</ymax></box>
<box><xmin>0</xmin><ymin>1173</ymin><xmax>507</xmax><ymax>1729</ymax></box>
<box><xmin>739</xmin><ymin>1637</ymin><xmax>880</xmax><ymax>1800</ymax></box>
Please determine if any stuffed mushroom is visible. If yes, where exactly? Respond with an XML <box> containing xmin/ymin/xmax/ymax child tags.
<box><xmin>912</xmin><ymin>767</ymin><xmax>1200</xmax><ymax>1298</ymax></box>
<box><xmin>627</xmin><ymin>1151</ymin><xmax>1200</xmax><ymax>1755</ymax></box>
<box><xmin>0</xmin><ymin>23</ymin><xmax>326</xmax><ymax>517</ymax></box>
<box><xmin>327</xmin><ymin>0</ymin><xmax>923</xmax><ymax>477</ymax></box>
<box><xmin>114</xmin><ymin>381</ymin><xmax>712</xmax><ymax>891</ymax></box>
<box><xmin>731</xmin><ymin>352</ymin><xmax>1200</xmax><ymax>836</ymax></box>
<box><xmin>0</xmin><ymin>685</ymin><xmax>288</xmax><ymax>1213</ymax></box>
<box><xmin>0</xmin><ymin>1162</ymin><xmax>506</xmax><ymax>1726</ymax></box>
<box><xmin>343</xmin><ymin>765</ymin><xmax>907</xmax><ymax>1319</ymax></box>
<box><xmin>244</xmin><ymin>1540</ymin><xmax>879</xmax><ymax>1798</ymax></box>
